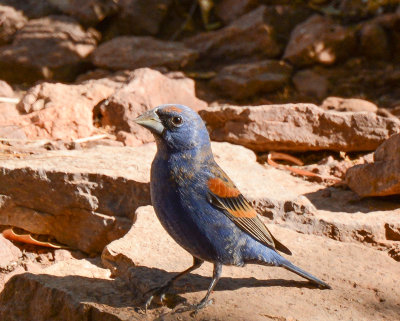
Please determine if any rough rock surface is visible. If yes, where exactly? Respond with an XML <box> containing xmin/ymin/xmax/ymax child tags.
<box><xmin>210</xmin><ymin>60</ymin><xmax>292</xmax><ymax>99</ymax></box>
<box><xmin>185</xmin><ymin>6</ymin><xmax>279</xmax><ymax>62</ymax></box>
<box><xmin>12</xmin><ymin>80</ymin><xmax>117</xmax><ymax>140</ymax></box>
<box><xmin>321</xmin><ymin>97</ymin><xmax>378</xmax><ymax>113</ymax></box>
<box><xmin>92</xmin><ymin>36</ymin><xmax>197</xmax><ymax>71</ymax></box>
<box><xmin>346</xmin><ymin>133</ymin><xmax>400</xmax><ymax>197</ymax></box>
<box><xmin>0</xmin><ymin>234</ymin><xmax>21</xmax><ymax>271</ymax></box>
<box><xmin>102</xmin><ymin>205</ymin><xmax>400</xmax><ymax>321</ymax></box>
<box><xmin>283</xmin><ymin>14</ymin><xmax>357</xmax><ymax>67</ymax></box>
<box><xmin>0</xmin><ymin>15</ymin><xmax>100</xmax><ymax>83</ymax></box>
<box><xmin>0</xmin><ymin>5</ymin><xmax>27</xmax><ymax>45</ymax></box>
<box><xmin>47</xmin><ymin>0</ymin><xmax>118</xmax><ymax>26</ymax></box>
<box><xmin>215</xmin><ymin>0</ymin><xmax>259</xmax><ymax>24</ymax></box>
<box><xmin>113</xmin><ymin>0</ymin><xmax>172</xmax><ymax>36</ymax></box>
<box><xmin>292</xmin><ymin>69</ymin><xmax>329</xmax><ymax>100</ymax></box>
<box><xmin>99</xmin><ymin>68</ymin><xmax>207</xmax><ymax>145</ymax></box>
<box><xmin>200</xmin><ymin>104</ymin><xmax>400</xmax><ymax>152</ymax></box>
<box><xmin>0</xmin><ymin>80</ymin><xmax>20</xmax><ymax>125</ymax></box>
<box><xmin>0</xmin><ymin>145</ymin><xmax>154</xmax><ymax>253</ymax></box>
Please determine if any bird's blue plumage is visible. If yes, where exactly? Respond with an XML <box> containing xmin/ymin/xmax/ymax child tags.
<box><xmin>135</xmin><ymin>104</ymin><xmax>330</xmax><ymax>311</ymax></box>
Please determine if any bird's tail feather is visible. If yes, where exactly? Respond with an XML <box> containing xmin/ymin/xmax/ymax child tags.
<box><xmin>282</xmin><ymin>261</ymin><xmax>331</xmax><ymax>289</ymax></box>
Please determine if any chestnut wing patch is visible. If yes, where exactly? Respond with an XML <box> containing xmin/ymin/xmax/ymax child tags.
<box><xmin>207</xmin><ymin>176</ymin><xmax>292</xmax><ymax>255</ymax></box>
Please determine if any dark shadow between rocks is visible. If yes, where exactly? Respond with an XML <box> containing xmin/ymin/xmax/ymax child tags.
<box><xmin>304</xmin><ymin>186</ymin><xmax>400</xmax><ymax>214</ymax></box>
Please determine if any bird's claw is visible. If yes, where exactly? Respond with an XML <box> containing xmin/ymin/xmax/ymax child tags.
<box><xmin>175</xmin><ymin>298</ymin><xmax>214</xmax><ymax>315</ymax></box>
<box><xmin>144</xmin><ymin>285</ymin><xmax>170</xmax><ymax>312</ymax></box>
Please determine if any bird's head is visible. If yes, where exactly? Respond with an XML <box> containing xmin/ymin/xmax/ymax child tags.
<box><xmin>134</xmin><ymin>104</ymin><xmax>211</xmax><ymax>152</ymax></box>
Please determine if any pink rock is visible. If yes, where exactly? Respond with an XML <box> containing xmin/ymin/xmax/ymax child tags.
<box><xmin>92</xmin><ymin>36</ymin><xmax>198</xmax><ymax>71</ymax></box>
<box><xmin>346</xmin><ymin>133</ymin><xmax>400</xmax><ymax>197</ymax></box>
<box><xmin>320</xmin><ymin>97</ymin><xmax>378</xmax><ymax>113</ymax></box>
<box><xmin>13</xmin><ymin>80</ymin><xmax>116</xmax><ymax>140</ymax></box>
<box><xmin>211</xmin><ymin>60</ymin><xmax>292</xmax><ymax>99</ymax></box>
<box><xmin>284</xmin><ymin>14</ymin><xmax>357</xmax><ymax>67</ymax></box>
<box><xmin>0</xmin><ymin>5</ymin><xmax>27</xmax><ymax>45</ymax></box>
<box><xmin>200</xmin><ymin>104</ymin><xmax>400</xmax><ymax>152</ymax></box>
<box><xmin>99</xmin><ymin>68</ymin><xmax>207</xmax><ymax>144</ymax></box>
<box><xmin>0</xmin><ymin>15</ymin><xmax>100</xmax><ymax>83</ymax></box>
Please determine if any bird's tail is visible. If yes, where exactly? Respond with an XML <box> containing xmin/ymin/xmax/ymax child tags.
<box><xmin>281</xmin><ymin>260</ymin><xmax>331</xmax><ymax>289</ymax></box>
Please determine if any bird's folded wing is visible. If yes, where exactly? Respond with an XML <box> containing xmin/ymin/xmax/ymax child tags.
<box><xmin>207</xmin><ymin>173</ymin><xmax>292</xmax><ymax>255</ymax></box>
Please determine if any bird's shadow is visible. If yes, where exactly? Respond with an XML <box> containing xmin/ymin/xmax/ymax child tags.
<box><xmin>0</xmin><ymin>264</ymin><xmax>318</xmax><ymax>317</ymax></box>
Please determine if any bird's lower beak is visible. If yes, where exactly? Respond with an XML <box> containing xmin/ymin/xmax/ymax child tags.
<box><xmin>133</xmin><ymin>108</ymin><xmax>164</xmax><ymax>135</ymax></box>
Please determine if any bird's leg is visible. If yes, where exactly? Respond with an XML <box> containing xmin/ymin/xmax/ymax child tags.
<box><xmin>145</xmin><ymin>256</ymin><xmax>204</xmax><ymax>310</ymax></box>
<box><xmin>179</xmin><ymin>262</ymin><xmax>222</xmax><ymax>315</ymax></box>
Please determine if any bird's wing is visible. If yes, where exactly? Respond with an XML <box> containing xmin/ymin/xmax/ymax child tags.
<box><xmin>207</xmin><ymin>169</ymin><xmax>292</xmax><ymax>255</ymax></box>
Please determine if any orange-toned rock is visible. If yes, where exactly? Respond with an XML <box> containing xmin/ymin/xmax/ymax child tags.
<box><xmin>99</xmin><ymin>68</ymin><xmax>207</xmax><ymax>144</ymax></box>
<box><xmin>13</xmin><ymin>80</ymin><xmax>117</xmax><ymax>140</ymax></box>
<box><xmin>346</xmin><ymin>133</ymin><xmax>400</xmax><ymax>197</ymax></box>
<box><xmin>200</xmin><ymin>104</ymin><xmax>400</xmax><ymax>152</ymax></box>
<box><xmin>320</xmin><ymin>97</ymin><xmax>378</xmax><ymax>113</ymax></box>
<box><xmin>0</xmin><ymin>15</ymin><xmax>99</xmax><ymax>83</ymax></box>
<box><xmin>210</xmin><ymin>60</ymin><xmax>292</xmax><ymax>99</ymax></box>
<box><xmin>92</xmin><ymin>36</ymin><xmax>197</xmax><ymax>71</ymax></box>
<box><xmin>0</xmin><ymin>5</ymin><xmax>27</xmax><ymax>45</ymax></box>
<box><xmin>283</xmin><ymin>15</ymin><xmax>356</xmax><ymax>67</ymax></box>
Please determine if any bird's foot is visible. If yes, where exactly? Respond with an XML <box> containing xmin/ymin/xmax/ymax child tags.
<box><xmin>144</xmin><ymin>284</ymin><xmax>171</xmax><ymax>311</ymax></box>
<box><xmin>175</xmin><ymin>298</ymin><xmax>214</xmax><ymax>316</ymax></box>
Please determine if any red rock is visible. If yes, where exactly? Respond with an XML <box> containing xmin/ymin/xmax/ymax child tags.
<box><xmin>99</xmin><ymin>68</ymin><xmax>207</xmax><ymax>144</ymax></box>
<box><xmin>47</xmin><ymin>0</ymin><xmax>118</xmax><ymax>26</ymax></box>
<box><xmin>0</xmin><ymin>15</ymin><xmax>100</xmax><ymax>83</ymax></box>
<box><xmin>320</xmin><ymin>97</ymin><xmax>378</xmax><ymax>113</ymax></box>
<box><xmin>184</xmin><ymin>6</ymin><xmax>282</xmax><ymax>62</ymax></box>
<box><xmin>0</xmin><ymin>144</ymin><xmax>155</xmax><ymax>253</ymax></box>
<box><xmin>114</xmin><ymin>0</ymin><xmax>172</xmax><ymax>35</ymax></box>
<box><xmin>0</xmin><ymin>5</ymin><xmax>27</xmax><ymax>45</ymax></box>
<box><xmin>210</xmin><ymin>60</ymin><xmax>292</xmax><ymax>99</ymax></box>
<box><xmin>0</xmin><ymin>234</ymin><xmax>21</xmax><ymax>271</ymax></box>
<box><xmin>360</xmin><ymin>21</ymin><xmax>389</xmax><ymax>60</ymax></box>
<box><xmin>0</xmin><ymin>80</ymin><xmax>20</xmax><ymax>125</ymax></box>
<box><xmin>346</xmin><ymin>133</ymin><xmax>400</xmax><ymax>197</ymax></box>
<box><xmin>92</xmin><ymin>36</ymin><xmax>197</xmax><ymax>71</ymax></box>
<box><xmin>283</xmin><ymin>15</ymin><xmax>357</xmax><ymax>67</ymax></box>
<box><xmin>13</xmin><ymin>80</ymin><xmax>116</xmax><ymax>140</ymax></box>
<box><xmin>215</xmin><ymin>0</ymin><xmax>259</xmax><ymax>24</ymax></box>
<box><xmin>199</xmin><ymin>103</ymin><xmax>400</xmax><ymax>152</ymax></box>
<box><xmin>292</xmin><ymin>69</ymin><xmax>329</xmax><ymax>100</ymax></box>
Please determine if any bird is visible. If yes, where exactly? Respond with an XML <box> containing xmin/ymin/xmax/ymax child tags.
<box><xmin>134</xmin><ymin>104</ymin><xmax>331</xmax><ymax>313</ymax></box>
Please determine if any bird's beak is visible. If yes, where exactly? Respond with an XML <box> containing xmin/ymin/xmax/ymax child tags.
<box><xmin>133</xmin><ymin>108</ymin><xmax>164</xmax><ymax>135</ymax></box>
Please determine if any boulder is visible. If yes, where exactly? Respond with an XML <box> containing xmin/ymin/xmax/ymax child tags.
<box><xmin>99</xmin><ymin>68</ymin><xmax>207</xmax><ymax>144</ymax></box>
<box><xmin>292</xmin><ymin>69</ymin><xmax>329</xmax><ymax>100</ymax></box>
<box><xmin>359</xmin><ymin>21</ymin><xmax>390</xmax><ymax>60</ymax></box>
<box><xmin>0</xmin><ymin>234</ymin><xmax>22</xmax><ymax>271</ymax></box>
<box><xmin>200</xmin><ymin>104</ymin><xmax>400</xmax><ymax>152</ymax></box>
<box><xmin>0</xmin><ymin>15</ymin><xmax>100</xmax><ymax>83</ymax></box>
<box><xmin>0</xmin><ymin>5</ymin><xmax>27</xmax><ymax>45</ymax></box>
<box><xmin>185</xmin><ymin>5</ymin><xmax>311</xmax><ymax>63</ymax></box>
<box><xmin>113</xmin><ymin>0</ymin><xmax>172</xmax><ymax>36</ymax></box>
<box><xmin>0</xmin><ymin>80</ymin><xmax>20</xmax><ymax>125</ymax></box>
<box><xmin>0</xmin><ymin>0</ymin><xmax>59</xmax><ymax>19</ymax></box>
<box><xmin>92</xmin><ymin>36</ymin><xmax>197</xmax><ymax>71</ymax></box>
<box><xmin>0</xmin><ymin>259</ymin><xmax>145</xmax><ymax>321</ymax></box>
<box><xmin>320</xmin><ymin>97</ymin><xmax>378</xmax><ymax>113</ymax></box>
<box><xmin>283</xmin><ymin>15</ymin><xmax>357</xmax><ymax>67</ymax></box>
<box><xmin>210</xmin><ymin>60</ymin><xmax>292</xmax><ymax>100</ymax></box>
<box><xmin>346</xmin><ymin>133</ymin><xmax>400</xmax><ymax>197</ymax></box>
<box><xmin>0</xmin><ymin>144</ymin><xmax>154</xmax><ymax>253</ymax></box>
<box><xmin>215</xmin><ymin>0</ymin><xmax>259</xmax><ymax>25</ymax></box>
<box><xmin>12</xmin><ymin>80</ymin><xmax>117</xmax><ymax>140</ymax></box>
<box><xmin>46</xmin><ymin>0</ymin><xmax>118</xmax><ymax>26</ymax></box>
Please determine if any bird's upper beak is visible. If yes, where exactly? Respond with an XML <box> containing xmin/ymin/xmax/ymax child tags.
<box><xmin>133</xmin><ymin>108</ymin><xmax>164</xmax><ymax>135</ymax></box>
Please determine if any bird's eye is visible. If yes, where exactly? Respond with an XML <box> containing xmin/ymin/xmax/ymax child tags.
<box><xmin>171</xmin><ymin>116</ymin><xmax>183</xmax><ymax>127</ymax></box>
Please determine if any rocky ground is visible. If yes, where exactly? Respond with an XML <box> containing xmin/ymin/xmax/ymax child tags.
<box><xmin>0</xmin><ymin>0</ymin><xmax>399</xmax><ymax>320</ymax></box>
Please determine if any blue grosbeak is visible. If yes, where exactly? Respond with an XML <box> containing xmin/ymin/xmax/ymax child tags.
<box><xmin>134</xmin><ymin>104</ymin><xmax>330</xmax><ymax>312</ymax></box>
